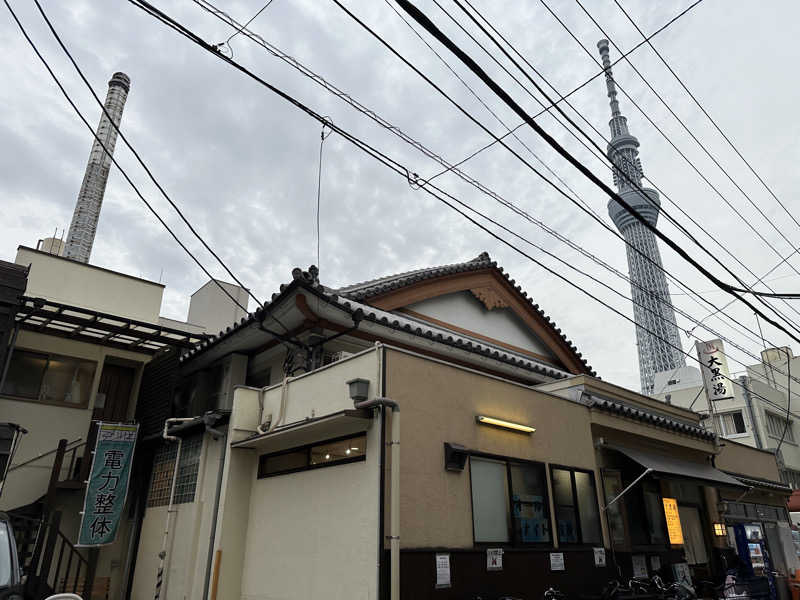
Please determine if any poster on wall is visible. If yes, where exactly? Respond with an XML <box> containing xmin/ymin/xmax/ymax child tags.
<box><xmin>593</xmin><ymin>548</ymin><xmax>606</xmax><ymax>568</ymax></box>
<box><xmin>662</xmin><ymin>498</ymin><xmax>685</xmax><ymax>545</ymax></box>
<box><xmin>550</xmin><ymin>552</ymin><xmax>565</xmax><ymax>571</ymax></box>
<box><xmin>632</xmin><ymin>555</ymin><xmax>648</xmax><ymax>578</ymax></box>
<box><xmin>77</xmin><ymin>422</ymin><xmax>138</xmax><ymax>546</ymax></box>
<box><xmin>487</xmin><ymin>548</ymin><xmax>503</xmax><ymax>571</ymax></box>
<box><xmin>650</xmin><ymin>556</ymin><xmax>661</xmax><ymax>572</ymax></box>
<box><xmin>513</xmin><ymin>494</ymin><xmax>550</xmax><ymax>542</ymax></box>
<box><xmin>435</xmin><ymin>553</ymin><xmax>451</xmax><ymax>588</ymax></box>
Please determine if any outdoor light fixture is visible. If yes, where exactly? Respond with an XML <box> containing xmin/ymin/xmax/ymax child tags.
<box><xmin>347</xmin><ymin>378</ymin><xmax>370</xmax><ymax>403</ymax></box>
<box><xmin>476</xmin><ymin>415</ymin><xmax>535</xmax><ymax>434</ymax></box>
<box><xmin>713</xmin><ymin>522</ymin><xmax>727</xmax><ymax>536</ymax></box>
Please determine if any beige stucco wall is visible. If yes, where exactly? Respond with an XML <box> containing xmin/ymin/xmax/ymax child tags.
<box><xmin>15</xmin><ymin>246</ymin><xmax>164</xmax><ymax>322</ymax></box>
<box><xmin>1</xmin><ymin>331</ymin><xmax>147</xmax><ymax>512</ymax></box>
<box><xmin>715</xmin><ymin>438</ymin><xmax>781</xmax><ymax>481</ymax></box>
<box><xmin>385</xmin><ymin>349</ymin><xmax>601</xmax><ymax>549</ymax></box>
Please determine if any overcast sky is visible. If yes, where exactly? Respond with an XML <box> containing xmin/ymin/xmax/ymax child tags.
<box><xmin>2</xmin><ymin>0</ymin><xmax>799</xmax><ymax>391</ymax></box>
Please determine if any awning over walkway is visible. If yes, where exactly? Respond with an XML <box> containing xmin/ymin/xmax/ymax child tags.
<box><xmin>606</xmin><ymin>444</ymin><xmax>746</xmax><ymax>489</ymax></box>
<box><xmin>231</xmin><ymin>409</ymin><xmax>373</xmax><ymax>454</ymax></box>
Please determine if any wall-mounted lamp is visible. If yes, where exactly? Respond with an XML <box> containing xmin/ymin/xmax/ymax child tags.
<box><xmin>713</xmin><ymin>522</ymin><xmax>727</xmax><ymax>536</ymax></box>
<box><xmin>476</xmin><ymin>415</ymin><xmax>535</xmax><ymax>434</ymax></box>
<box><xmin>347</xmin><ymin>378</ymin><xmax>370</xmax><ymax>403</ymax></box>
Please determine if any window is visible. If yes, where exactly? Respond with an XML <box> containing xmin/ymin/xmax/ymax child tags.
<box><xmin>715</xmin><ymin>411</ymin><xmax>747</xmax><ymax>436</ymax></box>
<box><xmin>551</xmin><ymin>467</ymin><xmax>602</xmax><ymax>545</ymax></box>
<box><xmin>257</xmin><ymin>434</ymin><xmax>366</xmax><ymax>478</ymax></box>
<box><xmin>147</xmin><ymin>435</ymin><xmax>203</xmax><ymax>507</ymax></box>
<box><xmin>470</xmin><ymin>456</ymin><xmax>550</xmax><ymax>544</ymax></box>
<box><xmin>602</xmin><ymin>470</ymin><xmax>626</xmax><ymax>545</ymax></box>
<box><xmin>766</xmin><ymin>412</ymin><xmax>795</xmax><ymax>442</ymax></box>
<box><xmin>0</xmin><ymin>349</ymin><xmax>95</xmax><ymax>406</ymax></box>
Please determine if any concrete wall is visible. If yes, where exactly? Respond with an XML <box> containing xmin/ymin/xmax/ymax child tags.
<box><xmin>1</xmin><ymin>330</ymin><xmax>147</xmax><ymax>511</ymax></box>
<box><xmin>15</xmin><ymin>246</ymin><xmax>164</xmax><ymax>322</ymax></box>
<box><xmin>187</xmin><ymin>280</ymin><xmax>249</xmax><ymax>336</ymax></box>
<box><xmin>715</xmin><ymin>439</ymin><xmax>781</xmax><ymax>481</ymax></box>
<box><xmin>384</xmin><ymin>348</ymin><xmax>599</xmax><ymax>549</ymax></box>
<box><xmin>406</xmin><ymin>291</ymin><xmax>556</xmax><ymax>359</ymax></box>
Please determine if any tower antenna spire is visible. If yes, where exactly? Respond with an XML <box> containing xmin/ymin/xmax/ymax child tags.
<box><xmin>597</xmin><ymin>40</ymin><xmax>685</xmax><ymax>395</ymax></box>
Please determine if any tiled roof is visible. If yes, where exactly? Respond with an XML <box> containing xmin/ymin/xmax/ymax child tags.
<box><xmin>335</xmin><ymin>252</ymin><xmax>594</xmax><ymax>376</ymax></box>
<box><xmin>590</xmin><ymin>397</ymin><xmax>715</xmax><ymax>441</ymax></box>
<box><xmin>181</xmin><ymin>254</ymin><xmax>595</xmax><ymax>378</ymax></box>
<box><xmin>723</xmin><ymin>472</ymin><xmax>792</xmax><ymax>493</ymax></box>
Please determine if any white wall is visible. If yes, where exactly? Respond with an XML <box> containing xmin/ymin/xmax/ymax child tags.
<box><xmin>406</xmin><ymin>291</ymin><xmax>556</xmax><ymax>359</ymax></box>
<box><xmin>15</xmin><ymin>246</ymin><xmax>164</xmax><ymax>322</ymax></box>
<box><xmin>187</xmin><ymin>280</ymin><xmax>249</xmax><ymax>335</ymax></box>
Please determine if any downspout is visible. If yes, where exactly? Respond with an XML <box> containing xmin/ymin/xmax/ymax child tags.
<box><xmin>202</xmin><ymin>427</ymin><xmax>227</xmax><ymax>600</ymax></box>
<box><xmin>739</xmin><ymin>375</ymin><xmax>764</xmax><ymax>449</ymax></box>
<box><xmin>355</xmin><ymin>391</ymin><xmax>400</xmax><ymax>600</ymax></box>
<box><xmin>154</xmin><ymin>417</ymin><xmax>194</xmax><ymax>600</ymax></box>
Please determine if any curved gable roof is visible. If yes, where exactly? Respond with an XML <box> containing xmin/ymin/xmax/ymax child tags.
<box><xmin>334</xmin><ymin>252</ymin><xmax>594</xmax><ymax>376</ymax></box>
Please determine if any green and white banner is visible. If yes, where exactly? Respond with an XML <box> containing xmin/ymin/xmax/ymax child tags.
<box><xmin>77</xmin><ymin>422</ymin><xmax>138</xmax><ymax>547</ymax></box>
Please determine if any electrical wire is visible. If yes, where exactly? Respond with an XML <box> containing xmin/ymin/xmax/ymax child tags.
<box><xmin>192</xmin><ymin>0</ymin><xmax>791</xmax><ymax>362</ymax></box>
<box><xmin>28</xmin><ymin>0</ymin><xmax>268</xmax><ymax>315</ymax></box>
<box><xmin>216</xmin><ymin>0</ymin><xmax>277</xmax><ymax>57</ymax></box>
<box><xmin>536</xmin><ymin>0</ymin><xmax>800</xmax><ymax>298</ymax></box>
<box><xmin>432</xmin><ymin>0</ymin><xmax>705</xmax><ymax>176</ymax></box>
<box><xmin>316</xmin><ymin>120</ymin><xmax>332</xmax><ymax>276</ymax></box>
<box><xmin>115</xmin><ymin>0</ymin><xmax>800</xmax><ymax>420</ymax></box>
<box><xmin>443</xmin><ymin>0</ymin><xmax>800</xmax><ymax>327</ymax></box>
<box><xmin>776</xmin><ymin>350</ymin><xmax>792</xmax><ymax>456</ymax></box>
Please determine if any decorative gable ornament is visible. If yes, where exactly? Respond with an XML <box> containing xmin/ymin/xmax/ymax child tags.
<box><xmin>469</xmin><ymin>286</ymin><xmax>509</xmax><ymax>311</ymax></box>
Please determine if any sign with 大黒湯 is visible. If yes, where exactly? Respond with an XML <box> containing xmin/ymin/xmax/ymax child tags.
<box><xmin>662</xmin><ymin>497</ymin><xmax>684</xmax><ymax>545</ymax></box>
<box><xmin>77</xmin><ymin>423</ymin><xmax>138</xmax><ymax>546</ymax></box>
<box><xmin>696</xmin><ymin>339</ymin><xmax>734</xmax><ymax>401</ymax></box>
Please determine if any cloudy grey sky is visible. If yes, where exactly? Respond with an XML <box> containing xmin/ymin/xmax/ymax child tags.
<box><xmin>2</xmin><ymin>0</ymin><xmax>799</xmax><ymax>390</ymax></box>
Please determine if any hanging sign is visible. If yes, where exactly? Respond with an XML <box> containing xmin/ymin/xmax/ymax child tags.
<box><xmin>663</xmin><ymin>497</ymin><xmax>684</xmax><ymax>545</ymax></box>
<box><xmin>77</xmin><ymin>422</ymin><xmax>138</xmax><ymax>546</ymax></box>
<box><xmin>696</xmin><ymin>339</ymin><xmax>734</xmax><ymax>401</ymax></box>
<box><xmin>487</xmin><ymin>548</ymin><xmax>503</xmax><ymax>571</ymax></box>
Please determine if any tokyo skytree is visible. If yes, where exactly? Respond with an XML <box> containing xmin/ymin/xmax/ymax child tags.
<box><xmin>64</xmin><ymin>72</ymin><xmax>130</xmax><ymax>263</ymax></box>
<box><xmin>597</xmin><ymin>40</ymin><xmax>685</xmax><ymax>394</ymax></box>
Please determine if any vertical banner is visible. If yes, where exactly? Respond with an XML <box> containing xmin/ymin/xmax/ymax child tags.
<box><xmin>696</xmin><ymin>339</ymin><xmax>734</xmax><ymax>401</ymax></box>
<box><xmin>662</xmin><ymin>497</ymin><xmax>684</xmax><ymax>545</ymax></box>
<box><xmin>77</xmin><ymin>422</ymin><xmax>138</xmax><ymax>546</ymax></box>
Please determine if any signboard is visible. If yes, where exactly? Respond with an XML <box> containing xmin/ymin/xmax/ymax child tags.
<box><xmin>650</xmin><ymin>555</ymin><xmax>661</xmax><ymax>572</ymax></box>
<box><xmin>435</xmin><ymin>553</ymin><xmax>451</xmax><ymax>588</ymax></box>
<box><xmin>550</xmin><ymin>552</ymin><xmax>565</xmax><ymax>571</ymax></box>
<box><xmin>663</xmin><ymin>498</ymin><xmax>685</xmax><ymax>545</ymax></box>
<box><xmin>487</xmin><ymin>548</ymin><xmax>503</xmax><ymax>571</ymax></box>
<box><xmin>593</xmin><ymin>547</ymin><xmax>606</xmax><ymax>568</ymax></box>
<box><xmin>696</xmin><ymin>339</ymin><xmax>734</xmax><ymax>401</ymax></box>
<box><xmin>77</xmin><ymin>423</ymin><xmax>138</xmax><ymax>546</ymax></box>
<box><xmin>632</xmin><ymin>554</ymin><xmax>648</xmax><ymax>578</ymax></box>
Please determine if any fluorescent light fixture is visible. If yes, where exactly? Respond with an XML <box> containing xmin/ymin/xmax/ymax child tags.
<box><xmin>476</xmin><ymin>415</ymin><xmax>535</xmax><ymax>433</ymax></box>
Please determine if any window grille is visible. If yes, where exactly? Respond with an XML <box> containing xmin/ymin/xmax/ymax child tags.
<box><xmin>147</xmin><ymin>434</ymin><xmax>203</xmax><ymax>507</ymax></box>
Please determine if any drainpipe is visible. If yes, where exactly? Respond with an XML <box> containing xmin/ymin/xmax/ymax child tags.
<box><xmin>354</xmin><ymin>396</ymin><xmax>399</xmax><ymax>600</ymax></box>
<box><xmin>202</xmin><ymin>426</ymin><xmax>227</xmax><ymax>600</ymax></box>
<box><xmin>739</xmin><ymin>375</ymin><xmax>764</xmax><ymax>449</ymax></box>
<box><xmin>154</xmin><ymin>417</ymin><xmax>194</xmax><ymax>600</ymax></box>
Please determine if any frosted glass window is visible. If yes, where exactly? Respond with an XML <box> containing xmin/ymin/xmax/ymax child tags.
<box><xmin>470</xmin><ymin>457</ymin><xmax>510</xmax><ymax>543</ymax></box>
<box><xmin>552</xmin><ymin>467</ymin><xmax>602</xmax><ymax>545</ymax></box>
<box><xmin>575</xmin><ymin>471</ymin><xmax>602</xmax><ymax>545</ymax></box>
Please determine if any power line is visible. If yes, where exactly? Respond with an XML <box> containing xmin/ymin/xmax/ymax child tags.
<box><xmin>532</xmin><ymin>0</ymin><xmax>800</xmax><ymax>306</ymax></box>
<box><xmin>443</xmin><ymin>0</ymin><xmax>800</xmax><ymax>327</ymax></box>
<box><xmin>431</xmin><ymin>0</ymin><xmax>705</xmax><ymax>176</ymax></box>
<box><xmin>611</xmin><ymin>0</ymin><xmax>800</xmax><ymax>237</ymax></box>
<box><xmin>4</xmin><ymin>0</ymin><xmax>256</xmax><ymax>323</ymax></box>
<box><xmin>122</xmin><ymin>0</ymin><xmax>800</xmax><ymax>417</ymax></box>
<box><xmin>217</xmin><ymin>0</ymin><xmax>277</xmax><ymax>57</ymax></box>
<box><xmin>190</xmin><ymin>0</ymin><xmax>783</xmax><ymax>355</ymax></box>
<box><xmin>28</xmin><ymin>0</ymin><xmax>268</xmax><ymax>314</ymax></box>
<box><xmin>574</xmin><ymin>0</ymin><xmax>800</xmax><ymax>287</ymax></box>
<box><xmin>385</xmin><ymin>0</ymin><xmax>800</xmax><ymax>346</ymax></box>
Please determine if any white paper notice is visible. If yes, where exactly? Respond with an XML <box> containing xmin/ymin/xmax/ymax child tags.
<box><xmin>435</xmin><ymin>553</ymin><xmax>451</xmax><ymax>588</ymax></box>
<box><xmin>487</xmin><ymin>548</ymin><xmax>503</xmax><ymax>571</ymax></box>
<box><xmin>632</xmin><ymin>554</ymin><xmax>648</xmax><ymax>578</ymax></box>
<box><xmin>593</xmin><ymin>547</ymin><xmax>606</xmax><ymax>567</ymax></box>
<box><xmin>550</xmin><ymin>552</ymin><xmax>565</xmax><ymax>571</ymax></box>
<box><xmin>650</xmin><ymin>556</ymin><xmax>661</xmax><ymax>572</ymax></box>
